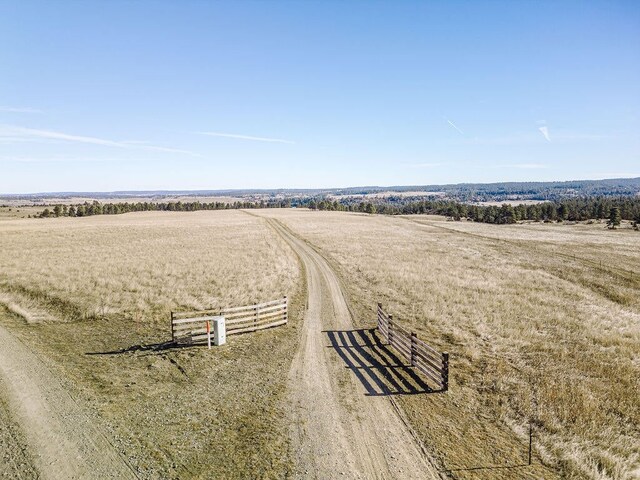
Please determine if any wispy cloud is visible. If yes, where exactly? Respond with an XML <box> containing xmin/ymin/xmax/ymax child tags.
<box><xmin>0</xmin><ymin>155</ymin><xmax>118</xmax><ymax>163</ymax></box>
<box><xmin>119</xmin><ymin>140</ymin><xmax>151</xmax><ymax>145</ymax></box>
<box><xmin>195</xmin><ymin>131</ymin><xmax>295</xmax><ymax>144</ymax></box>
<box><xmin>0</xmin><ymin>106</ymin><xmax>43</xmax><ymax>114</ymax></box>
<box><xmin>0</xmin><ymin>125</ymin><xmax>202</xmax><ymax>157</ymax></box>
<box><xmin>467</xmin><ymin>131</ymin><xmax>612</xmax><ymax>146</ymax></box>
<box><xmin>507</xmin><ymin>163</ymin><xmax>548</xmax><ymax>169</ymax></box>
<box><xmin>538</xmin><ymin>126</ymin><xmax>551</xmax><ymax>142</ymax></box>
<box><xmin>1</xmin><ymin>125</ymin><xmax>125</xmax><ymax>147</ymax></box>
<box><xmin>444</xmin><ymin>118</ymin><xmax>465</xmax><ymax>136</ymax></box>
<box><xmin>140</xmin><ymin>145</ymin><xmax>201</xmax><ymax>155</ymax></box>
<box><xmin>404</xmin><ymin>162</ymin><xmax>445</xmax><ymax>168</ymax></box>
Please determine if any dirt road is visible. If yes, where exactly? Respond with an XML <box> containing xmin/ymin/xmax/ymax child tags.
<box><xmin>0</xmin><ymin>323</ymin><xmax>137</xmax><ymax>480</ymax></box>
<box><xmin>265</xmin><ymin>217</ymin><xmax>440</xmax><ymax>479</ymax></box>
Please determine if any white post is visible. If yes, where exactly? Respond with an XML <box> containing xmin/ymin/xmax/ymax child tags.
<box><xmin>213</xmin><ymin>316</ymin><xmax>226</xmax><ymax>346</ymax></box>
<box><xmin>207</xmin><ymin>320</ymin><xmax>211</xmax><ymax>350</ymax></box>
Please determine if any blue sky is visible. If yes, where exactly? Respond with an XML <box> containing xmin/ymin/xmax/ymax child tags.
<box><xmin>1</xmin><ymin>1</ymin><xmax>639</xmax><ymax>193</ymax></box>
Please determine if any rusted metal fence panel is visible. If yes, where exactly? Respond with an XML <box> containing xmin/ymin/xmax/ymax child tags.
<box><xmin>377</xmin><ymin>303</ymin><xmax>448</xmax><ymax>391</ymax></box>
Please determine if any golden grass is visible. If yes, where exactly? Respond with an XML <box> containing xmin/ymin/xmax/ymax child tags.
<box><xmin>0</xmin><ymin>205</ymin><xmax>44</xmax><ymax>220</ymax></box>
<box><xmin>0</xmin><ymin>210</ymin><xmax>302</xmax><ymax>478</ymax></box>
<box><xmin>262</xmin><ymin>209</ymin><xmax>640</xmax><ymax>480</ymax></box>
<box><xmin>0</xmin><ymin>210</ymin><xmax>297</xmax><ymax>320</ymax></box>
<box><xmin>2</xmin><ymin>208</ymin><xmax>638</xmax><ymax>478</ymax></box>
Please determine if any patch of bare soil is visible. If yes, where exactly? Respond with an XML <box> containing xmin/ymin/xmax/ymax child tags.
<box><xmin>0</xmin><ymin>391</ymin><xmax>38</xmax><ymax>479</ymax></box>
<box><xmin>0</xmin><ymin>321</ymin><xmax>137</xmax><ymax>479</ymax></box>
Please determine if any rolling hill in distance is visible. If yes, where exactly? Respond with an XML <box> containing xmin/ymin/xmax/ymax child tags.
<box><xmin>2</xmin><ymin>177</ymin><xmax>640</xmax><ymax>204</ymax></box>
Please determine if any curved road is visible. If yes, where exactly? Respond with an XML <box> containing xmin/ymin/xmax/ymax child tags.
<box><xmin>264</xmin><ymin>217</ymin><xmax>439</xmax><ymax>480</ymax></box>
<box><xmin>1</xmin><ymin>212</ymin><xmax>439</xmax><ymax>480</ymax></box>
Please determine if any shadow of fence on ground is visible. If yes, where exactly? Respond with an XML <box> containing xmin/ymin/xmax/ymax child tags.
<box><xmin>85</xmin><ymin>340</ymin><xmax>192</xmax><ymax>356</ymax></box>
<box><xmin>439</xmin><ymin>463</ymin><xmax>531</xmax><ymax>474</ymax></box>
<box><xmin>324</xmin><ymin>328</ymin><xmax>440</xmax><ymax>396</ymax></box>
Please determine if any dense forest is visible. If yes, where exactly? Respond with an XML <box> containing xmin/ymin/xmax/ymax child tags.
<box><xmin>306</xmin><ymin>196</ymin><xmax>640</xmax><ymax>227</ymax></box>
<box><xmin>328</xmin><ymin>177</ymin><xmax>640</xmax><ymax>201</ymax></box>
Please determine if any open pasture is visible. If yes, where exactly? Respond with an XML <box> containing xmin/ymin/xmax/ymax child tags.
<box><xmin>261</xmin><ymin>209</ymin><xmax>640</xmax><ymax>480</ymax></box>
<box><xmin>1</xmin><ymin>208</ymin><xmax>638</xmax><ymax>479</ymax></box>
<box><xmin>0</xmin><ymin>210</ymin><xmax>302</xmax><ymax>478</ymax></box>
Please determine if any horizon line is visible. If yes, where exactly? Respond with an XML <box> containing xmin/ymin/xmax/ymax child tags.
<box><xmin>1</xmin><ymin>176</ymin><xmax>639</xmax><ymax>197</ymax></box>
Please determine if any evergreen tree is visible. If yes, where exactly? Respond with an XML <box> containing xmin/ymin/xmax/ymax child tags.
<box><xmin>498</xmin><ymin>204</ymin><xmax>516</xmax><ymax>224</ymax></box>
<box><xmin>557</xmin><ymin>203</ymin><xmax>568</xmax><ymax>221</ymax></box>
<box><xmin>607</xmin><ymin>207</ymin><xmax>621</xmax><ymax>229</ymax></box>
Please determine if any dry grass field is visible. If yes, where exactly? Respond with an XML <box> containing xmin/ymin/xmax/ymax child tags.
<box><xmin>0</xmin><ymin>210</ymin><xmax>302</xmax><ymax>478</ymax></box>
<box><xmin>1</xmin><ymin>208</ymin><xmax>638</xmax><ymax>479</ymax></box>
<box><xmin>261</xmin><ymin>209</ymin><xmax>640</xmax><ymax>480</ymax></box>
<box><xmin>0</xmin><ymin>205</ymin><xmax>45</xmax><ymax>220</ymax></box>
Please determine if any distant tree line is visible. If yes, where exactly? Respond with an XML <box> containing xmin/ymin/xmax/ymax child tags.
<box><xmin>36</xmin><ymin>195</ymin><xmax>640</xmax><ymax>229</ymax></box>
<box><xmin>38</xmin><ymin>199</ymin><xmax>292</xmax><ymax>218</ymax></box>
<box><xmin>327</xmin><ymin>178</ymin><xmax>640</xmax><ymax>202</ymax></box>
<box><xmin>306</xmin><ymin>196</ymin><xmax>640</xmax><ymax>227</ymax></box>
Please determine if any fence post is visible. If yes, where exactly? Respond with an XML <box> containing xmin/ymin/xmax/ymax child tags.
<box><xmin>377</xmin><ymin>303</ymin><xmax>382</xmax><ymax>330</ymax></box>
<box><xmin>388</xmin><ymin>314</ymin><xmax>393</xmax><ymax>345</ymax></box>
<box><xmin>528</xmin><ymin>421</ymin><xmax>533</xmax><ymax>465</ymax></box>
<box><xmin>254</xmin><ymin>305</ymin><xmax>258</xmax><ymax>331</ymax></box>
<box><xmin>410</xmin><ymin>332</ymin><xmax>417</xmax><ymax>366</ymax></box>
<box><xmin>170</xmin><ymin>311</ymin><xmax>174</xmax><ymax>342</ymax></box>
<box><xmin>284</xmin><ymin>296</ymin><xmax>288</xmax><ymax>323</ymax></box>
<box><xmin>441</xmin><ymin>352</ymin><xmax>449</xmax><ymax>391</ymax></box>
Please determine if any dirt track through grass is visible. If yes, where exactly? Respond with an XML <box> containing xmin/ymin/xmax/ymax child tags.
<box><xmin>258</xmin><ymin>215</ymin><xmax>440</xmax><ymax>479</ymax></box>
<box><xmin>254</xmin><ymin>209</ymin><xmax>640</xmax><ymax>479</ymax></box>
<box><xmin>0</xmin><ymin>323</ymin><xmax>137</xmax><ymax>479</ymax></box>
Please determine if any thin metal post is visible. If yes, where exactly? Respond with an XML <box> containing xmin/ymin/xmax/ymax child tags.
<box><xmin>441</xmin><ymin>352</ymin><xmax>449</xmax><ymax>391</ymax></box>
<box><xmin>410</xmin><ymin>332</ymin><xmax>417</xmax><ymax>366</ymax></box>
<box><xmin>528</xmin><ymin>421</ymin><xmax>533</xmax><ymax>465</ymax></box>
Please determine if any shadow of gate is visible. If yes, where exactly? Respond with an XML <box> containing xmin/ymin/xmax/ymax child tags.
<box><xmin>324</xmin><ymin>328</ymin><xmax>439</xmax><ymax>396</ymax></box>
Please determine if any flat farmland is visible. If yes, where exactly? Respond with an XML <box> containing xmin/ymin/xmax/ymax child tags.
<box><xmin>0</xmin><ymin>210</ymin><xmax>302</xmax><ymax>478</ymax></box>
<box><xmin>259</xmin><ymin>209</ymin><xmax>640</xmax><ymax>480</ymax></box>
<box><xmin>1</xmin><ymin>208</ymin><xmax>638</xmax><ymax>479</ymax></box>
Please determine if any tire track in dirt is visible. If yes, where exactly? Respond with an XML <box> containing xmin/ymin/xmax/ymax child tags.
<box><xmin>0</xmin><ymin>323</ymin><xmax>137</xmax><ymax>480</ymax></box>
<box><xmin>261</xmin><ymin>216</ymin><xmax>440</xmax><ymax>480</ymax></box>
